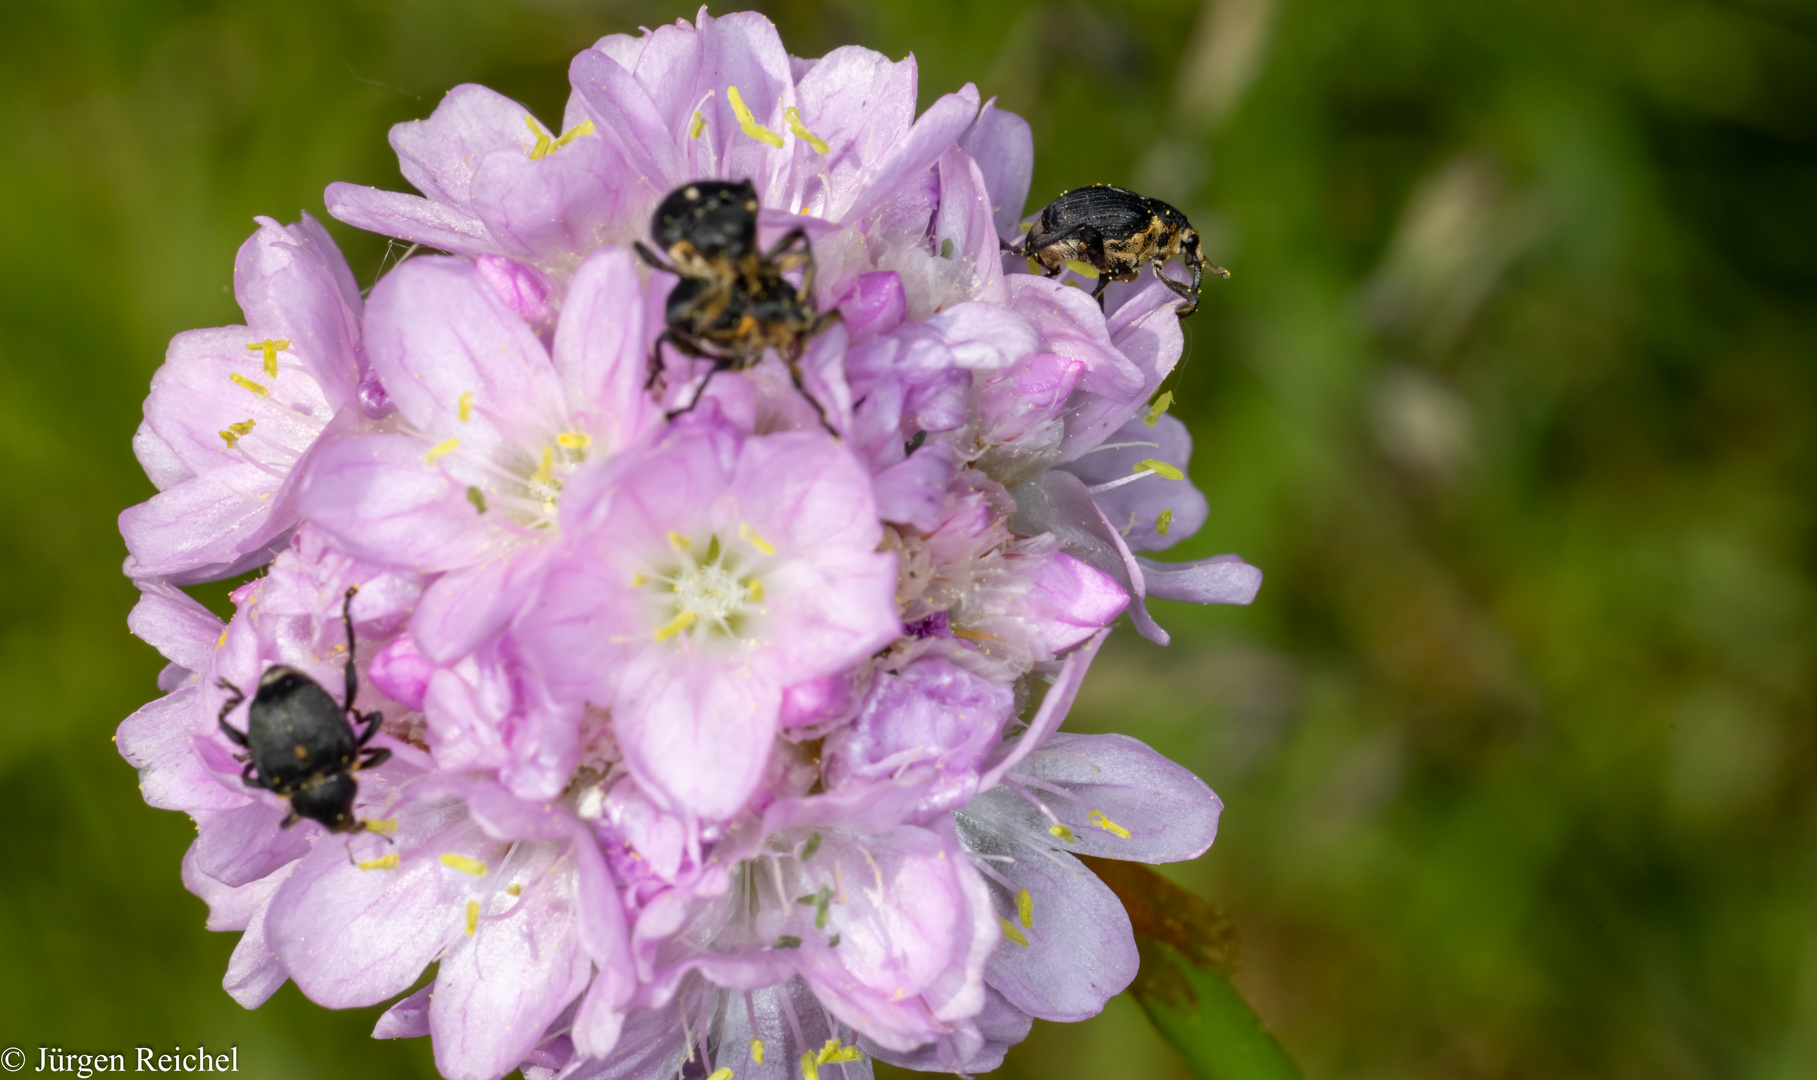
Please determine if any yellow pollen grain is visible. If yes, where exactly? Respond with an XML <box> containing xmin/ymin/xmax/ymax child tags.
<box><xmin>749</xmin><ymin>1039</ymin><xmax>764</xmax><ymax>1065</ymax></box>
<box><xmin>1016</xmin><ymin>888</ymin><xmax>1034</xmax><ymax>928</ymax></box>
<box><xmin>1089</xmin><ymin>810</ymin><xmax>1132</xmax><ymax>839</ymax></box>
<box><xmin>690</xmin><ymin>111</ymin><xmax>706</xmax><ymax>140</ymax></box>
<box><xmin>363</xmin><ymin>817</ymin><xmax>398</xmax><ymax>834</ymax></box>
<box><xmin>726</xmin><ymin>85</ymin><xmax>784</xmax><ymax>148</ymax></box>
<box><xmin>817</xmin><ymin>1041</ymin><xmax>862</xmax><ymax>1065</ymax></box>
<box><xmin>425</xmin><ymin>437</ymin><xmax>460</xmax><ymax>464</ymax></box>
<box><xmin>458</xmin><ymin>391</ymin><xmax>473</xmax><ymax>422</ymax></box>
<box><xmin>229</xmin><ymin>373</ymin><xmax>269</xmax><ymax>397</ymax></box>
<box><xmin>1145</xmin><ymin>390</ymin><xmax>1174</xmax><ymax>426</ymax></box>
<box><xmin>357</xmin><ymin>853</ymin><xmax>400</xmax><ymax>871</ymax></box>
<box><xmin>1132</xmin><ymin>458</ymin><xmax>1184</xmax><ymax>481</ymax></box>
<box><xmin>654</xmin><ymin>610</ymin><xmax>697</xmax><ymax>642</ymax></box>
<box><xmin>630</xmin><ymin>572</ymin><xmax>648</xmax><ymax>587</ymax></box>
<box><xmin>439</xmin><ymin>853</ymin><xmax>488</xmax><ymax>876</ymax></box>
<box><xmin>668</xmin><ymin>531</ymin><xmax>693</xmax><ymax>551</ymax></box>
<box><xmin>747</xmin><ymin>578</ymin><xmax>764</xmax><ymax>603</ymax></box>
<box><xmin>557</xmin><ymin>431</ymin><xmax>591</xmax><ymax>451</ymax></box>
<box><xmin>783</xmin><ymin>106</ymin><xmax>830</xmax><ymax>153</ymax></box>
<box><xmin>738</xmin><ymin>522</ymin><xmax>775</xmax><ymax>556</ymax></box>
<box><xmin>1049</xmin><ymin>823</ymin><xmax>1077</xmax><ymax>844</ymax></box>
<box><xmin>705</xmin><ymin>1070</ymin><xmax>732</xmax><ymax>1080</ymax></box>
<box><xmin>465</xmin><ymin>899</ymin><xmax>480</xmax><ymax>935</ymax></box>
<box><xmin>246</xmin><ymin>339</ymin><xmax>289</xmax><ymax>377</ymax></box>
<box><xmin>218</xmin><ymin>418</ymin><xmax>256</xmax><ymax>448</ymax></box>
<box><xmin>530</xmin><ymin>445</ymin><xmax>555</xmax><ymax>487</ymax></box>
<box><xmin>1156</xmin><ymin>508</ymin><xmax>1174</xmax><ymax>535</ymax></box>
<box><xmin>999</xmin><ymin>916</ymin><xmax>1029</xmax><ymax>947</ymax></box>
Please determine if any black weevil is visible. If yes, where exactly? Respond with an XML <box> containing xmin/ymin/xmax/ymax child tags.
<box><xmin>217</xmin><ymin>586</ymin><xmax>389</xmax><ymax>833</ymax></box>
<box><xmin>634</xmin><ymin>179</ymin><xmax>837</xmax><ymax>426</ymax></box>
<box><xmin>1021</xmin><ymin>184</ymin><xmax>1229</xmax><ymax>315</ymax></box>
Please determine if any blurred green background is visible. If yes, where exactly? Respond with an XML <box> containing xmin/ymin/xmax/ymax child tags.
<box><xmin>3</xmin><ymin>0</ymin><xmax>1814</xmax><ymax>1076</ymax></box>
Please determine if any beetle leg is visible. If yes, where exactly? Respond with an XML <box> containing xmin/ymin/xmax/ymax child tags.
<box><xmin>357</xmin><ymin>746</ymin><xmax>392</xmax><ymax>771</ymax></box>
<box><xmin>1151</xmin><ymin>259</ymin><xmax>1197</xmax><ymax>301</ymax></box>
<box><xmin>216</xmin><ymin>677</ymin><xmax>247</xmax><ymax>735</ymax></box>
<box><xmin>764</xmin><ymin>227</ymin><xmax>810</xmax><ymax>263</ymax></box>
<box><xmin>220</xmin><ymin>718</ymin><xmax>250</xmax><ymax>748</ymax></box>
<box><xmin>340</xmin><ymin>586</ymin><xmax>361</xmax><ymax>713</ymax></box>
<box><xmin>783</xmin><ymin>339</ymin><xmax>837</xmax><ymax>437</ymax></box>
<box><xmin>355</xmin><ymin>709</ymin><xmax>384</xmax><ymax>748</ymax></box>
<box><xmin>634</xmin><ymin>240</ymin><xmax>677</xmax><ymax>274</ymax></box>
<box><xmin>279</xmin><ymin>808</ymin><xmax>299</xmax><ymax>829</ymax></box>
<box><xmin>1090</xmin><ymin>273</ymin><xmax>1113</xmax><ymax>310</ymax></box>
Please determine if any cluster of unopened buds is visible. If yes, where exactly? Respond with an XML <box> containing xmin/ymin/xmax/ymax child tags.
<box><xmin>117</xmin><ymin>10</ymin><xmax>1260</xmax><ymax>1080</ymax></box>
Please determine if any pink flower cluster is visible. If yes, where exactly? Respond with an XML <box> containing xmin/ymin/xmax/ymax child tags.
<box><xmin>117</xmin><ymin>10</ymin><xmax>1261</xmax><ymax>1080</ymax></box>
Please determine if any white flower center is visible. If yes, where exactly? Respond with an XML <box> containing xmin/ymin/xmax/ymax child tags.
<box><xmin>641</xmin><ymin>528</ymin><xmax>775</xmax><ymax>643</ymax></box>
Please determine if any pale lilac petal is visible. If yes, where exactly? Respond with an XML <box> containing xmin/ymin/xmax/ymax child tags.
<box><xmin>116</xmin><ymin>689</ymin><xmax>247</xmax><ymax>814</ymax></box>
<box><xmin>237</xmin><ymin>215</ymin><xmax>362</xmax><ymax>409</ymax></box>
<box><xmin>977</xmin><ymin>628</ymin><xmax>1110</xmax><ymax>790</ymax></box>
<box><xmin>790</xmin><ymin>46</ymin><xmax>918</xmax><ymax>218</ymax></box>
<box><xmin>412</xmin><ymin>545</ymin><xmax>555</xmax><ymax>663</ymax></box>
<box><xmin>224</xmin><ymin>888</ymin><xmax>289</xmax><ymax>1009</ymax></box>
<box><xmin>1139</xmin><ymin>553</ymin><xmax>1263</xmax><ymax>607</ymax></box>
<box><xmin>429</xmin><ymin>845</ymin><xmax>593</xmax><ymax>1080</ymax></box>
<box><xmin>1009</xmin><ymin>467</ymin><xmax>1168</xmax><ymax>644</ymax></box>
<box><xmin>362</xmin><ymin>257</ymin><xmax>566</xmax><ymax>447</ymax></box>
<box><xmin>474</xmin><ymin>255</ymin><xmax>553</xmax><ymax>323</ymax></box>
<box><xmin>1009</xmin><ymin>275</ymin><xmax>1143</xmax><ymax>402</ymax></box>
<box><xmin>960</xmin><ymin>98</ymin><xmax>1034</xmax><ymax>240</ymax></box>
<box><xmin>1059</xmin><ymin>278</ymin><xmax>1188</xmax><ymax>461</ymax></box>
<box><xmin>837</xmin><ymin>83</ymin><xmax>981</xmax><ymax>226</ymax></box>
<box><xmin>128</xmin><ymin>582</ymin><xmax>223</xmax><ymax>674</ymax></box>
<box><xmin>368</xmin><ymin>634</ymin><xmax>434</xmax><ymax>712</ymax></box>
<box><xmin>872</xmin><ymin>440</ymin><xmax>957</xmax><ymax>532</ymax></box>
<box><xmin>1059</xmin><ymin>414</ymin><xmax>1208</xmax><ymax>552</ymax></box>
<box><xmin>979</xmin><ymin>847</ymin><xmax>1137</xmax><ymax>1022</ymax></box>
<box><xmin>120</xmin><ymin>465</ymin><xmax>290</xmax><ymax>585</ymax></box>
<box><xmin>1002</xmin><ymin>731</ymin><xmax>1223</xmax><ymax>862</ymax></box>
<box><xmin>694</xmin><ymin>10</ymin><xmax>797</xmax><ymax>200</ymax></box>
<box><xmin>373</xmin><ymin>985</ymin><xmax>434</xmax><ymax>1040</ymax></box>
<box><xmin>568</xmin><ymin>48</ymin><xmax>684</xmax><ymax>189</ymax></box>
<box><xmin>391</xmin><ymin>83</ymin><xmax>536</xmax><ymax>209</ymax></box>
<box><xmin>182</xmin><ymin>845</ymin><xmax>279</xmax><ymax>932</ymax></box>
<box><xmin>267</xmin><ymin>801</ymin><xmax>479</xmax><ymax>1008</ymax></box>
<box><xmin>325</xmin><ymin>183</ymin><xmax>503</xmax><ymax>257</ymax></box>
<box><xmin>866</xmin><ymin>985</ymin><xmax>1030</xmax><ymax>1074</ymax></box>
<box><xmin>297</xmin><ymin>433</ymin><xmax>506</xmax><ymax>572</ymax></box>
<box><xmin>1023</xmin><ymin>553</ymin><xmax>1130</xmax><ymax>656</ymax></box>
<box><xmin>191</xmin><ymin>799</ymin><xmax>310</xmax><ymax>887</ymax></box>
<box><xmin>133</xmin><ymin>418</ymin><xmax>192</xmax><ymax>490</ymax></box>
<box><xmin>469</xmin><ymin>134</ymin><xmax>632</xmax><ymax>261</ymax></box>
<box><xmin>552</xmin><ymin>246</ymin><xmax>656</xmax><ymax>454</ymax></box>
<box><xmin>934</xmin><ymin>147</ymin><xmax>1007</xmax><ymax>305</ymax></box>
<box><xmin>614</xmin><ymin>651</ymin><xmax>777</xmax><ymax>821</ymax></box>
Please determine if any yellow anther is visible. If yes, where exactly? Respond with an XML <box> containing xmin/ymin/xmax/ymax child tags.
<box><xmin>706</xmin><ymin>1070</ymin><xmax>733</xmax><ymax>1080</ymax></box>
<box><xmin>229</xmin><ymin>373</ymin><xmax>269</xmax><ymax>397</ymax></box>
<box><xmin>738</xmin><ymin>523</ymin><xmax>775</xmax><ymax>556</ymax></box>
<box><xmin>506</xmin><ymin>883</ymin><xmax>522</xmax><ymax>896</ymax></box>
<box><xmin>216</xmin><ymin>630</ymin><xmax>228</xmax><ymax>649</ymax></box>
<box><xmin>654</xmin><ymin>610</ymin><xmax>697</xmax><ymax>642</ymax></box>
<box><xmin>1156</xmin><ymin>508</ymin><xmax>1174</xmax><ymax>535</ymax></box>
<box><xmin>816</xmin><ymin>1040</ymin><xmax>863</xmax><ymax>1065</ymax></box>
<box><xmin>465</xmin><ymin>899</ymin><xmax>480</xmax><ymax>936</ymax></box>
<box><xmin>439</xmin><ymin>853</ymin><xmax>488</xmax><ymax>876</ymax></box>
<box><xmin>530</xmin><ymin>445</ymin><xmax>555</xmax><ymax>487</ymax></box>
<box><xmin>218</xmin><ymin>419</ymin><xmax>256</xmax><ymax>448</ymax></box>
<box><xmin>800</xmin><ymin>1053</ymin><xmax>819</xmax><ymax>1080</ymax></box>
<box><xmin>1145</xmin><ymin>390</ymin><xmax>1174</xmax><ymax>426</ymax></box>
<box><xmin>466</xmin><ymin>486</ymin><xmax>488</xmax><ymax>514</ymax></box>
<box><xmin>357</xmin><ymin>853</ymin><xmax>400</xmax><ymax>871</ymax></box>
<box><xmin>556</xmin><ymin>431</ymin><xmax>591</xmax><ymax>451</ymax></box>
<box><xmin>363</xmin><ymin>817</ymin><xmax>398</xmax><ymax>834</ymax></box>
<box><xmin>690</xmin><ymin>111</ymin><xmax>706</xmax><ymax>140</ymax></box>
<box><xmin>950</xmin><ymin>626</ymin><xmax>997</xmax><ymax>642</ymax></box>
<box><xmin>1016</xmin><ymin>888</ymin><xmax>1034</xmax><ymax>928</ymax></box>
<box><xmin>246</xmin><ymin>339</ymin><xmax>289</xmax><ymax>377</ymax></box>
<box><xmin>1049</xmin><ymin>823</ymin><xmax>1077</xmax><ymax>844</ymax></box>
<box><xmin>750</xmin><ymin>1040</ymin><xmax>764</xmax><ymax>1064</ymax></box>
<box><xmin>725</xmin><ymin>86</ymin><xmax>784</xmax><ymax>148</ymax></box>
<box><xmin>1064</xmin><ymin>259</ymin><xmax>1099</xmax><ymax>278</ymax></box>
<box><xmin>668</xmin><ymin>531</ymin><xmax>693</xmax><ymax>551</ymax></box>
<box><xmin>630</xmin><ymin>572</ymin><xmax>648</xmax><ymax>588</ymax></box>
<box><xmin>1088</xmin><ymin>810</ymin><xmax>1132</xmax><ymax>839</ymax></box>
<box><xmin>525</xmin><ymin>115</ymin><xmax>553</xmax><ymax>159</ymax></box>
<box><xmin>783</xmin><ymin>107</ymin><xmax>829</xmax><ymax>154</ymax></box>
<box><xmin>999</xmin><ymin>916</ymin><xmax>1029</xmax><ymax>947</ymax></box>
<box><xmin>549</xmin><ymin>117</ymin><xmax>595</xmax><ymax>152</ymax></box>
<box><xmin>425</xmin><ymin>437</ymin><xmax>461</xmax><ymax>464</ymax></box>
<box><xmin>458</xmin><ymin>391</ymin><xmax>473</xmax><ymax>422</ymax></box>
<box><xmin>747</xmin><ymin>578</ymin><xmax>764</xmax><ymax>603</ymax></box>
<box><xmin>1132</xmin><ymin>458</ymin><xmax>1184</xmax><ymax>481</ymax></box>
